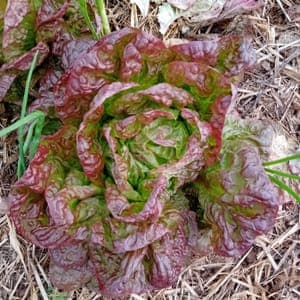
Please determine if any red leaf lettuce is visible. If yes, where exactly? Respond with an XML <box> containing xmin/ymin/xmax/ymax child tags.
<box><xmin>5</xmin><ymin>25</ymin><xmax>280</xmax><ymax>297</ymax></box>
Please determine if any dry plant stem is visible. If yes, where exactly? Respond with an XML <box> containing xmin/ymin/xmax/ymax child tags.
<box><xmin>275</xmin><ymin>0</ymin><xmax>291</xmax><ymax>22</ymax></box>
<box><xmin>29</xmin><ymin>260</ymin><xmax>49</xmax><ymax>300</ymax></box>
<box><xmin>6</xmin><ymin>216</ymin><xmax>28</xmax><ymax>276</ymax></box>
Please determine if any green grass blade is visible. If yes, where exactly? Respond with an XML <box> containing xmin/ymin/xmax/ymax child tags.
<box><xmin>263</xmin><ymin>153</ymin><xmax>300</xmax><ymax>167</ymax></box>
<box><xmin>20</xmin><ymin>51</ymin><xmax>39</xmax><ymax>121</ymax></box>
<box><xmin>269</xmin><ymin>175</ymin><xmax>300</xmax><ymax>203</ymax></box>
<box><xmin>23</xmin><ymin>120</ymin><xmax>38</xmax><ymax>154</ymax></box>
<box><xmin>17</xmin><ymin>50</ymin><xmax>39</xmax><ymax>178</ymax></box>
<box><xmin>95</xmin><ymin>0</ymin><xmax>110</xmax><ymax>36</ymax></box>
<box><xmin>265</xmin><ymin>168</ymin><xmax>300</xmax><ymax>181</ymax></box>
<box><xmin>29</xmin><ymin>114</ymin><xmax>45</xmax><ymax>160</ymax></box>
<box><xmin>0</xmin><ymin>111</ymin><xmax>44</xmax><ymax>138</ymax></box>
<box><xmin>78</xmin><ymin>0</ymin><xmax>98</xmax><ymax>39</ymax></box>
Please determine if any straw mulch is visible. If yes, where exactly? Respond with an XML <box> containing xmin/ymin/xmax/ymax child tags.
<box><xmin>0</xmin><ymin>0</ymin><xmax>299</xmax><ymax>299</ymax></box>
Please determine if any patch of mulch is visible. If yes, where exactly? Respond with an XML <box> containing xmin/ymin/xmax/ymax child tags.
<box><xmin>1</xmin><ymin>1</ymin><xmax>299</xmax><ymax>299</ymax></box>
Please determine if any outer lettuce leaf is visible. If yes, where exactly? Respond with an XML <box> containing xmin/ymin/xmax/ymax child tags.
<box><xmin>49</xmin><ymin>259</ymin><xmax>94</xmax><ymax>291</ymax></box>
<box><xmin>28</xmin><ymin>68</ymin><xmax>63</xmax><ymax>114</ymax></box>
<box><xmin>0</xmin><ymin>0</ymin><xmax>96</xmax><ymax>102</ymax></box>
<box><xmin>53</xmin><ymin>28</ymin><xmax>137</xmax><ymax>120</ymax></box>
<box><xmin>223</xmin><ymin>115</ymin><xmax>300</xmax><ymax>200</ymax></box>
<box><xmin>8</xmin><ymin>124</ymin><xmax>79</xmax><ymax>247</ymax></box>
<box><xmin>2</xmin><ymin>0</ymin><xmax>40</xmax><ymax>62</ymax></box>
<box><xmin>27</xmin><ymin>40</ymin><xmax>94</xmax><ymax>112</ymax></box>
<box><xmin>89</xmin><ymin>200</ymin><xmax>196</xmax><ymax>298</ymax></box>
<box><xmin>159</xmin><ymin>0</ymin><xmax>262</xmax><ymax>34</ymax></box>
<box><xmin>222</xmin><ymin>115</ymin><xmax>279</xmax><ymax>160</ymax></box>
<box><xmin>54</xmin><ymin>28</ymin><xmax>169</xmax><ymax>120</ymax></box>
<box><xmin>0</xmin><ymin>42</ymin><xmax>49</xmax><ymax>101</ymax></box>
<box><xmin>195</xmin><ymin>136</ymin><xmax>280</xmax><ymax>257</ymax></box>
<box><xmin>36</xmin><ymin>0</ymin><xmax>96</xmax><ymax>60</ymax></box>
<box><xmin>0</xmin><ymin>73</ymin><xmax>16</xmax><ymax>100</ymax></box>
<box><xmin>36</xmin><ymin>0</ymin><xmax>71</xmax><ymax>33</ymax></box>
<box><xmin>0</xmin><ymin>42</ymin><xmax>49</xmax><ymax>72</ymax></box>
<box><xmin>182</xmin><ymin>0</ymin><xmax>263</xmax><ymax>25</ymax></box>
<box><xmin>169</xmin><ymin>35</ymin><xmax>256</xmax><ymax>76</ymax></box>
<box><xmin>91</xmin><ymin>247</ymin><xmax>152</xmax><ymax>297</ymax></box>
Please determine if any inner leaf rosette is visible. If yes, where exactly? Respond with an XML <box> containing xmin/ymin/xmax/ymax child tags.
<box><xmin>7</xmin><ymin>27</ymin><xmax>263</xmax><ymax>296</ymax></box>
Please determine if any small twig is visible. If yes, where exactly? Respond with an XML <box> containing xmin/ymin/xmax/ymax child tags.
<box><xmin>8</xmin><ymin>272</ymin><xmax>24</xmax><ymax>300</ymax></box>
<box><xmin>206</xmin><ymin>248</ymin><xmax>252</xmax><ymax>298</ymax></box>
<box><xmin>258</xmin><ymin>40</ymin><xmax>300</xmax><ymax>63</ymax></box>
<box><xmin>6</xmin><ymin>217</ymin><xmax>29</xmax><ymax>276</ymax></box>
<box><xmin>29</xmin><ymin>260</ymin><xmax>49</xmax><ymax>300</ymax></box>
<box><xmin>280</xmin><ymin>85</ymin><xmax>297</xmax><ymax>122</ymax></box>
<box><xmin>276</xmin><ymin>0</ymin><xmax>291</xmax><ymax>22</ymax></box>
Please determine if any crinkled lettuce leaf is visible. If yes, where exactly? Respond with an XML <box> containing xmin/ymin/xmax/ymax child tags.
<box><xmin>158</xmin><ymin>0</ymin><xmax>262</xmax><ymax>34</ymax></box>
<box><xmin>184</xmin><ymin>0</ymin><xmax>263</xmax><ymax>24</ymax></box>
<box><xmin>2</xmin><ymin>0</ymin><xmax>41</xmax><ymax>62</ymax></box>
<box><xmin>0</xmin><ymin>0</ymin><xmax>96</xmax><ymax>102</ymax></box>
<box><xmin>194</xmin><ymin>117</ymin><xmax>280</xmax><ymax>256</ymax></box>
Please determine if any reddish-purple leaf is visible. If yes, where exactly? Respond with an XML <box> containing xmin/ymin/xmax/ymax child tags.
<box><xmin>170</xmin><ymin>36</ymin><xmax>256</xmax><ymax>75</ymax></box>
<box><xmin>196</xmin><ymin>142</ymin><xmax>280</xmax><ymax>257</ymax></box>
<box><xmin>0</xmin><ymin>42</ymin><xmax>49</xmax><ymax>100</ymax></box>
<box><xmin>77</xmin><ymin>82</ymin><xmax>137</xmax><ymax>183</ymax></box>
<box><xmin>0</xmin><ymin>42</ymin><xmax>49</xmax><ymax>71</ymax></box>
<box><xmin>49</xmin><ymin>242</ymin><xmax>88</xmax><ymax>269</ymax></box>
<box><xmin>2</xmin><ymin>0</ymin><xmax>36</xmax><ymax>62</ymax></box>
<box><xmin>36</xmin><ymin>0</ymin><xmax>70</xmax><ymax>29</ymax></box>
<box><xmin>105</xmin><ymin>177</ymin><xmax>167</xmax><ymax>223</ymax></box>
<box><xmin>28</xmin><ymin>69</ymin><xmax>62</xmax><ymax>114</ymax></box>
<box><xmin>0</xmin><ymin>73</ymin><xmax>16</xmax><ymax>101</ymax></box>
<box><xmin>49</xmin><ymin>260</ymin><xmax>93</xmax><ymax>291</ymax></box>
<box><xmin>91</xmin><ymin>247</ymin><xmax>151</xmax><ymax>297</ymax></box>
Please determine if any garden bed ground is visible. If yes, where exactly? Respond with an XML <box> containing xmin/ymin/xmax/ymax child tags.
<box><xmin>0</xmin><ymin>0</ymin><xmax>299</xmax><ymax>299</ymax></box>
